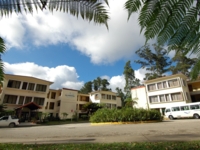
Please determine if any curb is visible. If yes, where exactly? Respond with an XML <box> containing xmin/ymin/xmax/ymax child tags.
<box><xmin>91</xmin><ymin>120</ymin><xmax>162</xmax><ymax>125</ymax></box>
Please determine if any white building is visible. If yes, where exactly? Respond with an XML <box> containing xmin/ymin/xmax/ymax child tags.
<box><xmin>131</xmin><ymin>74</ymin><xmax>194</xmax><ymax>115</ymax></box>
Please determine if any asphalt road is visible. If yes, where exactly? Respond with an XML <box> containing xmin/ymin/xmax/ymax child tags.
<box><xmin>0</xmin><ymin>119</ymin><xmax>200</xmax><ymax>144</ymax></box>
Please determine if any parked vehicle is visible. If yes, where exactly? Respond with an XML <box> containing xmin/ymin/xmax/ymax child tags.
<box><xmin>165</xmin><ymin>102</ymin><xmax>200</xmax><ymax>120</ymax></box>
<box><xmin>0</xmin><ymin>116</ymin><xmax>19</xmax><ymax>127</ymax></box>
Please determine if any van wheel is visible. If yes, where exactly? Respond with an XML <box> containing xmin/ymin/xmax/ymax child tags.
<box><xmin>193</xmin><ymin>114</ymin><xmax>199</xmax><ymax>119</ymax></box>
<box><xmin>9</xmin><ymin>123</ymin><xmax>15</xmax><ymax>128</ymax></box>
<box><xmin>169</xmin><ymin>115</ymin><xmax>174</xmax><ymax>120</ymax></box>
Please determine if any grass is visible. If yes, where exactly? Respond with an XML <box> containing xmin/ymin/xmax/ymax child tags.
<box><xmin>1</xmin><ymin>141</ymin><xmax>200</xmax><ymax>150</ymax></box>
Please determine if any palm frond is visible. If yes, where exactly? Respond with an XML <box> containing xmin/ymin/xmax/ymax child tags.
<box><xmin>124</xmin><ymin>0</ymin><xmax>144</xmax><ymax>20</ymax></box>
<box><xmin>0</xmin><ymin>37</ymin><xmax>5</xmax><ymax>83</ymax></box>
<box><xmin>190</xmin><ymin>58</ymin><xmax>200</xmax><ymax>80</ymax></box>
<box><xmin>0</xmin><ymin>0</ymin><xmax>109</xmax><ymax>27</ymax></box>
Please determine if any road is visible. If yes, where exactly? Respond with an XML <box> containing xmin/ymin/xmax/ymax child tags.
<box><xmin>0</xmin><ymin>119</ymin><xmax>200</xmax><ymax>144</ymax></box>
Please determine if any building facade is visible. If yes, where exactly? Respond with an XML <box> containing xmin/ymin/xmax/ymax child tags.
<box><xmin>0</xmin><ymin>74</ymin><xmax>121</xmax><ymax>120</ymax></box>
<box><xmin>131</xmin><ymin>74</ymin><xmax>194</xmax><ymax>114</ymax></box>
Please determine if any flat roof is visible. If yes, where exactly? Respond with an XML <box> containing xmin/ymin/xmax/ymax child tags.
<box><xmin>144</xmin><ymin>73</ymin><xmax>188</xmax><ymax>84</ymax></box>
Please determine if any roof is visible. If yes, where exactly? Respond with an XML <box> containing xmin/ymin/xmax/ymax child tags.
<box><xmin>144</xmin><ymin>74</ymin><xmax>188</xmax><ymax>84</ymax></box>
<box><xmin>131</xmin><ymin>86</ymin><xmax>145</xmax><ymax>90</ymax></box>
<box><xmin>4</xmin><ymin>74</ymin><xmax>54</xmax><ymax>85</ymax></box>
<box><xmin>15</xmin><ymin>102</ymin><xmax>42</xmax><ymax>110</ymax></box>
<box><xmin>89</xmin><ymin>90</ymin><xmax>117</xmax><ymax>95</ymax></box>
<box><xmin>62</xmin><ymin>88</ymin><xmax>79</xmax><ymax>92</ymax></box>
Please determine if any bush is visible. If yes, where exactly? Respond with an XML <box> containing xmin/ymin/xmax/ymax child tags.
<box><xmin>89</xmin><ymin>108</ymin><xmax>162</xmax><ymax>123</ymax></box>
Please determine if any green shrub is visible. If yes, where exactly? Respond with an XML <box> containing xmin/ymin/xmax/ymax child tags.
<box><xmin>89</xmin><ymin>107</ymin><xmax>162</xmax><ymax>123</ymax></box>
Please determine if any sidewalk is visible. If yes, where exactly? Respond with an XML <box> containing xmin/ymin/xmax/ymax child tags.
<box><xmin>18</xmin><ymin>122</ymin><xmax>39</xmax><ymax>127</ymax></box>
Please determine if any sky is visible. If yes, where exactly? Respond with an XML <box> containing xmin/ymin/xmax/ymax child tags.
<box><xmin>0</xmin><ymin>0</ymin><xmax>150</xmax><ymax>91</ymax></box>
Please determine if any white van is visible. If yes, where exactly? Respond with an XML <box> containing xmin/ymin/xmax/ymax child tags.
<box><xmin>165</xmin><ymin>102</ymin><xmax>200</xmax><ymax>120</ymax></box>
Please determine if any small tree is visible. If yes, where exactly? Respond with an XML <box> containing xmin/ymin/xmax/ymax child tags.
<box><xmin>125</xmin><ymin>97</ymin><xmax>137</xmax><ymax>107</ymax></box>
<box><xmin>62</xmin><ymin>112</ymin><xmax>68</xmax><ymax>120</ymax></box>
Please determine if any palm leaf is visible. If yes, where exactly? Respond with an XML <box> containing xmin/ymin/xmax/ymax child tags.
<box><xmin>0</xmin><ymin>0</ymin><xmax>109</xmax><ymax>27</ymax></box>
<box><xmin>0</xmin><ymin>37</ymin><xmax>5</xmax><ymax>83</ymax></box>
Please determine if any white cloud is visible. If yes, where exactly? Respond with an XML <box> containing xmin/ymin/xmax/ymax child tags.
<box><xmin>108</xmin><ymin>75</ymin><xmax>125</xmax><ymax>92</ymax></box>
<box><xmin>4</xmin><ymin>62</ymin><xmax>84</xmax><ymax>90</ymax></box>
<box><xmin>0</xmin><ymin>0</ymin><xmax>145</xmax><ymax>64</ymax></box>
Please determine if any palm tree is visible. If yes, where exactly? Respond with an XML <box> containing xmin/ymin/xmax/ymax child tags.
<box><xmin>0</xmin><ymin>0</ymin><xmax>109</xmax><ymax>82</ymax></box>
<box><xmin>125</xmin><ymin>97</ymin><xmax>137</xmax><ymax>107</ymax></box>
<box><xmin>124</xmin><ymin>0</ymin><xmax>200</xmax><ymax>79</ymax></box>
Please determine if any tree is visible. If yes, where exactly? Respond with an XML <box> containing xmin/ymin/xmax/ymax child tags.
<box><xmin>169</xmin><ymin>46</ymin><xmax>197</xmax><ymax>77</ymax></box>
<box><xmin>135</xmin><ymin>43</ymin><xmax>171</xmax><ymax>80</ymax></box>
<box><xmin>93</xmin><ymin>77</ymin><xmax>110</xmax><ymax>91</ymax></box>
<box><xmin>79</xmin><ymin>81</ymin><xmax>93</xmax><ymax>94</ymax></box>
<box><xmin>124</xmin><ymin>97</ymin><xmax>137</xmax><ymax>107</ymax></box>
<box><xmin>0</xmin><ymin>103</ymin><xmax>7</xmax><ymax>116</ymax></box>
<box><xmin>124</xmin><ymin>0</ymin><xmax>200</xmax><ymax>79</ymax></box>
<box><xmin>116</xmin><ymin>87</ymin><xmax>126</xmax><ymax>106</ymax></box>
<box><xmin>123</xmin><ymin>60</ymin><xmax>140</xmax><ymax>94</ymax></box>
<box><xmin>0</xmin><ymin>0</ymin><xmax>109</xmax><ymax>82</ymax></box>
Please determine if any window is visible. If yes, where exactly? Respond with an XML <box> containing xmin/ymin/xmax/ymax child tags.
<box><xmin>168</xmin><ymin>79</ymin><xmax>179</xmax><ymax>87</ymax></box>
<box><xmin>95</xmin><ymin>94</ymin><xmax>98</xmax><ymax>99</ymax></box>
<box><xmin>25</xmin><ymin>97</ymin><xmax>32</xmax><ymax>104</ymax></box>
<box><xmin>51</xmin><ymin>92</ymin><xmax>56</xmax><ymax>99</ymax></box>
<box><xmin>7</xmin><ymin>80</ymin><xmax>21</xmax><ymax>89</ymax></box>
<box><xmin>102</xmin><ymin>94</ymin><xmax>106</xmax><ymax>99</ymax></box>
<box><xmin>47</xmin><ymin>92</ymin><xmax>50</xmax><ymax>98</ymax></box>
<box><xmin>106</xmin><ymin>103</ymin><xmax>111</xmax><ymax>108</ymax></box>
<box><xmin>172</xmin><ymin>107</ymin><xmax>180</xmax><ymax>111</ymax></box>
<box><xmin>180</xmin><ymin>106</ymin><xmax>189</xmax><ymax>111</ymax></box>
<box><xmin>57</xmin><ymin>100</ymin><xmax>60</xmax><ymax>107</ymax></box>
<box><xmin>112</xmin><ymin>104</ymin><xmax>116</xmax><ymax>108</ymax></box>
<box><xmin>148</xmin><ymin>84</ymin><xmax>156</xmax><ymax>91</ymax></box>
<box><xmin>165</xmin><ymin>94</ymin><xmax>170</xmax><ymax>102</ymax></box>
<box><xmin>28</xmin><ymin>83</ymin><xmax>35</xmax><ymax>91</ymax></box>
<box><xmin>112</xmin><ymin>95</ymin><xmax>116</xmax><ymax>100</ymax></box>
<box><xmin>159</xmin><ymin>95</ymin><xmax>165</xmax><ymax>102</ymax></box>
<box><xmin>3</xmin><ymin>95</ymin><xmax>17</xmax><ymax>104</ymax></box>
<box><xmin>149</xmin><ymin>96</ymin><xmax>158</xmax><ymax>103</ymax></box>
<box><xmin>107</xmin><ymin>95</ymin><xmax>111</xmax><ymax>100</ymax></box>
<box><xmin>18</xmin><ymin>96</ymin><xmax>24</xmax><ymax>105</ymax></box>
<box><xmin>163</xmin><ymin>81</ymin><xmax>167</xmax><ymax>88</ymax></box>
<box><xmin>165</xmin><ymin>109</ymin><xmax>171</xmax><ymax>113</ymax></box>
<box><xmin>36</xmin><ymin>84</ymin><xmax>47</xmax><ymax>92</ymax></box>
<box><xmin>49</xmin><ymin>102</ymin><xmax>55</xmax><ymax>109</ymax></box>
<box><xmin>157</xmin><ymin>82</ymin><xmax>163</xmax><ymax>89</ymax></box>
<box><xmin>22</xmin><ymin>82</ymin><xmax>28</xmax><ymax>90</ymax></box>
<box><xmin>190</xmin><ymin>105</ymin><xmax>200</xmax><ymax>110</ymax></box>
<box><xmin>171</xmin><ymin>93</ymin><xmax>182</xmax><ymax>101</ymax></box>
<box><xmin>33</xmin><ymin>97</ymin><xmax>45</xmax><ymax>105</ymax></box>
<box><xmin>1</xmin><ymin>116</ymin><xmax>8</xmax><ymax>120</ymax></box>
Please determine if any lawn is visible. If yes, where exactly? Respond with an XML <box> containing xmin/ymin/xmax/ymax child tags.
<box><xmin>1</xmin><ymin>141</ymin><xmax>200</xmax><ymax>150</ymax></box>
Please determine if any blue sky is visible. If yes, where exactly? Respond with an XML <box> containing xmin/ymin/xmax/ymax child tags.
<box><xmin>0</xmin><ymin>0</ymin><xmax>148</xmax><ymax>91</ymax></box>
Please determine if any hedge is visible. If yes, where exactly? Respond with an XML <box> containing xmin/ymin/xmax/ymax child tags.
<box><xmin>89</xmin><ymin>107</ymin><xmax>162</xmax><ymax>123</ymax></box>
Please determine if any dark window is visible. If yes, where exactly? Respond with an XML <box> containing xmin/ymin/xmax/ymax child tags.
<box><xmin>36</xmin><ymin>84</ymin><xmax>47</xmax><ymax>92</ymax></box>
<box><xmin>190</xmin><ymin>105</ymin><xmax>200</xmax><ymax>110</ymax></box>
<box><xmin>165</xmin><ymin>109</ymin><xmax>171</xmax><ymax>113</ymax></box>
<box><xmin>28</xmin><ymin>83</ymin><xmax>35</xmax><ymax>90</ymax></box>
<box><xmin>51</xmin><ymin>92</ymin><xmax>56</xmax><ymax>99</ymax></box>
<box><xmin>33</xmin><ymin>97</ymin><xmax>45</xmax><ymax>105</ymax></box>
<box><xmin>18</xmin><ymin>96</ymin><xmax>24</xmax><ymax>105</ymax></box>
<box><xmin>2</xmin><ymin>116</ymin><xmax>8</xmax><ymax>120</ymax></box>
<box><xmin>22</xmin><ymin>82</ymin><xmax>28</xmax><ymax>90</ymax></box>
<box><xmin>49</xmin><ymin>102</ymin><xmax>54</xmax><ymax>109</ymax></box>
<box><xmin>180</xmin><ymin>106</ymin><xmax>189</xmax><ymax>111</ymax></box>
<box><xmin>7</xmin><ymin>80</ymin><xmax>21</xmax><ymax>89</ymax></box>
<box><xmin>3</xmin><ymin>95</ymin><xmax>17</xmax><ymax>104</ymax></box>
<box><xmin>172</xmin><ymin>107</ymin><xmax>180</xmax><ymax>111</ymax></box>
<box><xmin>25</xmin><ymin>97</ymin><xmax>32</xmax><ymax>104</ymax></box>
<box><xmin>57</xmin><ymin>101</ymin><xmax>60</xmax><ymax>106</ymax></box>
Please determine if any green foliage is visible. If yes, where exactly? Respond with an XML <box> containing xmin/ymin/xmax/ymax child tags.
<box><xmin>123</xmin><ymin>60</ymin><xmax>140</xmax><ymax>99</ymax></box>
<box><xmin>135</xmin><ymin>43</ymin><xmax>171</xmax><ymax>80</ymax></box>
<box><xmin>62</xmin><ymin>112</ymin><xmax>68</xmax><ymax>120</ymax></box>
<box><xmin>0</xmin><ymin>0</ymin><xmax>109</xmax><ymax>28</ymax></box>
<box><xmin>169</xmin><ymin>46</ymin><xmax>197</xmax><ymax>77</ymax></box>
<box><xmin>0</xmin><ymin>37</ymin><xmax>5</xmax><ymax>83</ymax></box>
<box><xmin>89</xmin><ymin>107</ymin><xmax>162</xmax><ymax>123</ymax></box>
<box><xmin>115</xmin><ymin>87</ymin><xmax>126</xmax><ymax>106</ymax></box>
<box><xmin>79</xmin><ymin>81</ymin><xmax>93</xmax><ymax>94</ymax></box>
<box><xmin>93</xmin><ymin>77</ymin><xmax>110</xmax><ymax>91</ymax></box>
<box><xmin>125</xmin><ymin>0</ymin><xmax>200</xmax><ymax>79</ymax></box>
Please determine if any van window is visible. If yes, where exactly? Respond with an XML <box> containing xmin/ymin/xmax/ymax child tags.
<box><xmin>180</xmin><ymin>106</ymin><xmax>189</xmax><ymax>111</ymax></box>
<box><xmin>190</xmin><ymin>105</ymin><xmax>200</xmax><ymax>110</ymax></box>
<box><xmin>172</xmin><ymin>107</ymin><xmax>180</xmax><ymax>111</ymax></box>
<box><xmin>165</xmin><ymin>109</ymin><xmax>171</xmax><ymax>113</ymax></box>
